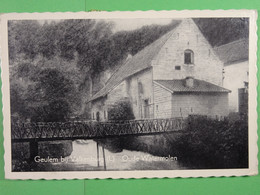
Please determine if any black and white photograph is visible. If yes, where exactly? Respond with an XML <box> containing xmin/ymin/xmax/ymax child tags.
<box><xmin>0</xmin><ymin>11</ymin><xmax>258</xmax><ymax>179</ymax></box>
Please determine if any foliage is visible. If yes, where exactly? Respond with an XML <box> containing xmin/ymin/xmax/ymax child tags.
<box><xmin>108</xmin><ymin>99</ymin><xmax>135</xmax><ymax>121</ymax></box>
<box><xmin>10</xmin><ymin>56</ymin><xmax>82</xmax><ymax>122</ymax></box>
<box><xmin>8</xmin><ymin>18</ymin><xmax>249</xmax><ymax>122</ymax></box>
<box><xmin>194</xmin><ymin>18</ymin><xmax>249</xmax><ymax>47</ymax></box>
<box><xmin>9</xmin><ymin>19</ymin><xmax>179</xmax><ymax>122</ymax></box>
<box><xmin>8</xmin><ymin>19</ymin><xmax>179</xmax><ymax>77</ymax></box>
<box><xmin>28</xmin><ymin>68</ymin><xmax>76</xmax><ymax>122</ymax></box>
<box><xmin>105</xmin><ymin>20</ymin><xmax>180</xmax><ymax>71</ymax></box>
<box><xmin>175</xmin><ymin>116</ymin><xmax>248</xmax><ymax>169</ymax></box>
<box><xmin>8</xmin><ymin>20</ymin><xmax>41</xmax><ymax>61</ymax></box>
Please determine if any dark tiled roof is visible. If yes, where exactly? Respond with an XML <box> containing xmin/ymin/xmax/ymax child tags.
<box><xmin>214</xmin><ymin>39</ymin><xmax>248</xmax><ymax>66</ymax></box>
<box><xmin>154</xmin><ymin>79</ymin><xmax>231</xmax><ymax>93</ymax></box>
<box><xmin>90</xmin><ymin>25</ymin><xmax>180</xmax><ymax>101</ymax></box>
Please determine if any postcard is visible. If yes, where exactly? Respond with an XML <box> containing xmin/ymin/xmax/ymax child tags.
<box><xmin>0</xmin><ymin>10</ymin><xmax>258</xmax><ymax>179</ymax></box>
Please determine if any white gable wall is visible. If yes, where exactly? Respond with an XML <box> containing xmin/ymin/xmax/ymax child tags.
<box><xmin>152</xmin><ymin>19</ymin><xmax>224</xmax><ymax>86</ymax></box>
<box><xmin>223</xmin><ymin>61</ymin><xmax>248</xmax><ymax>112</ymax></box>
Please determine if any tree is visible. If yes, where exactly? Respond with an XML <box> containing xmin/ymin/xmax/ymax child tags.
<box><xmin>193</xmin><ymin>18</ymin><xmax>249</xmax><ymax>47</ymax></box>
<box><xmin>8</xmin><ymin>18</ymin><xmax>249</xmax><ymax>122</ymax></box>
<box><xmin>8</xmin><ymin>20</ymin><xmax>41</xmax><ymax>62</ymax></box>
<box><xmin>10</xmin><ymin>55</ymin><xmax>82</xmax><ymax>122</ymax></box>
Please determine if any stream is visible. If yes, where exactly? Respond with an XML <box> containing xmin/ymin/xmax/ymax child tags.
<box><xmin>43</xmin><ymin>139</ymin><xmax>182</xmax><ymax>171</ymax></box>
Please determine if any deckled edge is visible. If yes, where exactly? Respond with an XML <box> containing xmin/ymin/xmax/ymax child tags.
<box><xmin>0</xmin><ymin>10</ymin><xmax>258</xmax><ymax>180</ymax></box>
<box><xmin>0</xmin><ymin>13</ymin><xmax>9</xmax><ymax>180</ymax></box>
<box><xmin>249</xmin><ymin>9</ymin><xmax>259</xmax><ymax>177</ymax></box>
<box><xmin>0</xmin><ymin>13</ymin><xmax>5</xmax><ymax>179</ymax></box>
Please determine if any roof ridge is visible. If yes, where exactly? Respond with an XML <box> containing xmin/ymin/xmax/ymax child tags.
<box><xmin>154</xmin><ymin>78</ymin><xmax>231</xmax><ymax>93</ymax></box>
<box><xmin>104</xmin><ymin>29</ymin><xmax>176</xmax><ymax>94</ymax></box>
<box><xmin>214</xmin><ymin>38</ymin><xmax>249</xmax><ymax>64</ymax></box>
<box><xmin>90</xmin><ymin>24</ymin><xmax>181</xmax><ymax>101</ymax></box>
<box><xmin>194</xmin><ymin>78</ymin><xmax>230</xmax><ymax>90</ymax></box>
<box><xmin>214</xmin><ymin>38</ymin><xmax>248</xmax><ymax>49</ymax></box>
<box><xmin>103</xmin><ymin>27</ymin><xmax>176</xmax><ymax>87</ymax></box>
<box><xmin>104</xmin><ymin>56</ymin><xmax>129</xmax><ymax>85</ymax></box>
<box><xmin>151</xmin><ymin>27</ymin><xmax>177</xmax><ymax>62</ymax></box>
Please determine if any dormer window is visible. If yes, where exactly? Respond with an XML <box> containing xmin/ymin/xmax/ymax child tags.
<box><xmin>184</xmin><ymin>49</ymin><xmax>194</xmax><ymax>64</ymax></box>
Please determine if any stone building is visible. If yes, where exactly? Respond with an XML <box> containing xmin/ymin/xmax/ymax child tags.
<box><xmin>214</xmin><ymin>39</ymin><xmax>249</xmax><ymax>113</ymax></box>
<box><xmin>89</xmin><ymin>18</ymin><xmax>231</xmax><ymax>121</ymax></box>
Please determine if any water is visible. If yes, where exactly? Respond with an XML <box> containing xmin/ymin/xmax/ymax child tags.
<box><xmin>56</xmin><ymin>140</ymin><xmax>182</xmax><ymax>171</ymax></box>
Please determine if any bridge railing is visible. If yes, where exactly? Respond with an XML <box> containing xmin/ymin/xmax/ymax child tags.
<box><xmin>11</xmin><ymin>117</ymin><xmax>185</xmax><ymax>142</ymax></box>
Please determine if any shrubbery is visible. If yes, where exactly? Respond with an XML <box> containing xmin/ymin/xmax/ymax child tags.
<box><xmin>108</xmin><ymin>99</ymin><xmax>135</xmax><ymax>121</ymax></box>
<box><xmin>99</xmin><ymin>110</ymin><xmax>248</xmax><ymax>169</ymax></box>
<box><xmin>96</xmin><ymin>99</ymin><xmax>135</xmax><ymax>152</ymax></box>
<box><xmin>175</xmin><ymin>115</ymin><xmax>248</xmax><ymax>169</ymax></box>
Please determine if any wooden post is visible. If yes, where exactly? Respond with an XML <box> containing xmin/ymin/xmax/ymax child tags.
<box><xmin>29</xmin><ymin>140</ymin><xmax>38</xmax><ymax>162</ymax></box>
<box><xmin>102</xmin><ymin>146</ymin><xmax>106</xmax><ymax>170</ymax></box>
<box><xmin>96</xmin><ymin>142</ymin><xmax>100</xmax><ymax>167</ymax></box>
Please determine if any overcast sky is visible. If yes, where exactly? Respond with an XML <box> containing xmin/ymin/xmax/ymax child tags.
<box><xmin>39</xmin><ymin>18</ymin><xmax>173</xmax><ymax>32</ymax></box>
<box><xmin>104</xmin><ymin>18</ymin><xmax>173</xmax><ymax>32</ymax></box>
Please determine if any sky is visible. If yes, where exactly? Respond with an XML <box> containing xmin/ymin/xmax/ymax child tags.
<box><xmin>39</xmin><ymin>18</ymin><xmax>174</xmax><ymax>32</ymax></box>
<box><xmin>104</xmin><ymin>18</ymin><xmax>173</xmax><ymax>32</ymax></box>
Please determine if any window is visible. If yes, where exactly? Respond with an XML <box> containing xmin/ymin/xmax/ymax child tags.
<box><xmin>184</xmin><ymin>49</ymin><xmax>194</xmax><ymax>64</ymax></box>
<box><xmin>138</xmin><ymin>81</ymin><xmax>143</xmax><ymax>94</ymax></box>
<box><xmin>104</xmin><ymin>110</ymin><xmax>106</xmax><ymax>119</ymax></box>
<box><xmin>96</xmin><ymin>112</ymin><xmax>100</xmax><ymax>121</ymax></box>
<box><xmin>175</xmin><ymin>66</ymin><xmax>181</xmax><ymax>70</ymax></box>
<box><xmin>93</xmin><ymin>113</ymin><xmax>95</xmax><ymax>120</ymax></box>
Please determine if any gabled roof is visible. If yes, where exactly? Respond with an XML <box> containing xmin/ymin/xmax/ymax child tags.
<box><xmin>89</xmin><ymin>24</ymin><xmax>180</xmax><ymax>101</ymax></box>
<box><xmin>154</xmin><ymin>79</ymin><xmax>231</xmax><ymax>93</ymax></box>
<box><xmin>214</xmin><ymin>39</ymin><xmax>248</xmax><ymax>66</ymax></box>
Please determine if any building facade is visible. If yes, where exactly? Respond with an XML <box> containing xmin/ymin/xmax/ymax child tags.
<box><xmin>90</xmin><ymin>19</ymin><xmax>231</xmax><ymax>121</ymax></box>
<box><xmin>214</xmin><ymin>39</ymin><xmax>249</xmax><ymax>113</ymax></box>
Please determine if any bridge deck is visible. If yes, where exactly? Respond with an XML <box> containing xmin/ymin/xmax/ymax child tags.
<box><xmin>11</xmin><ymin>118</ymin><xmax>185</xmax><ymax>142</ymax></box>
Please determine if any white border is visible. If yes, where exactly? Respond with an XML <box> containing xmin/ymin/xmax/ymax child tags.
<box><xmin>0</xmin><ymin>10</ymin><xmax>258</xmax><ymax>180</ymax></box>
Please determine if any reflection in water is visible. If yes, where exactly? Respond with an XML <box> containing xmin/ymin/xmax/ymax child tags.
<box><xmin>59</xmin><ymin>140</ymin><xmax>182</xmax><ymax>170</ymax></box>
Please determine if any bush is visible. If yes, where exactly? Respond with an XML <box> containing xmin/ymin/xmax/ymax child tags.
<box><xmin>31</xmin><ymin>100</ymin><xmax>71</xmax><ymax>122</ymax></box>
<box><xmin>175</xmin><ymin>116</ymin><xmax>248</xmax><ymax>169</ymax></box>
<box><xmin>108</xmin><ymin>99</ymin><xmax>135</xmax><ymax>121</ymax></box>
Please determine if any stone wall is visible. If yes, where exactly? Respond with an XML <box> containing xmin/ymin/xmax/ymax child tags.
<box><xmin>91</xmin><ymin>68</ymin><xmax>154</xmax><ymax>120</ymax></box>
<box><xmin>152</xmin><ymin>19</ymin><xmax>224</xmax><ymax>86</ymax></box>
<box><xmin>91</xmin><ymin>19</ymin><xmax>227</xmax><ymax>120</ymax></box>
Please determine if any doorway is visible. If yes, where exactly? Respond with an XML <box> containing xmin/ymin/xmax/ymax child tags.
<box><xmin>144</xmin><ymin>99</ymin><xmax>150</xmax><ymax>118</ymax></box>
<box><xmin>96</xmin><ymin>112</ymin><xmax>100</xmax><ymax>121</ymax></box>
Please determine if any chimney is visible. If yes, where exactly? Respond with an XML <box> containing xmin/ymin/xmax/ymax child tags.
<box><xmin>185</xmin><ymin>77</ymin><xmax>194</xmax><ymax>88</ymax></box>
